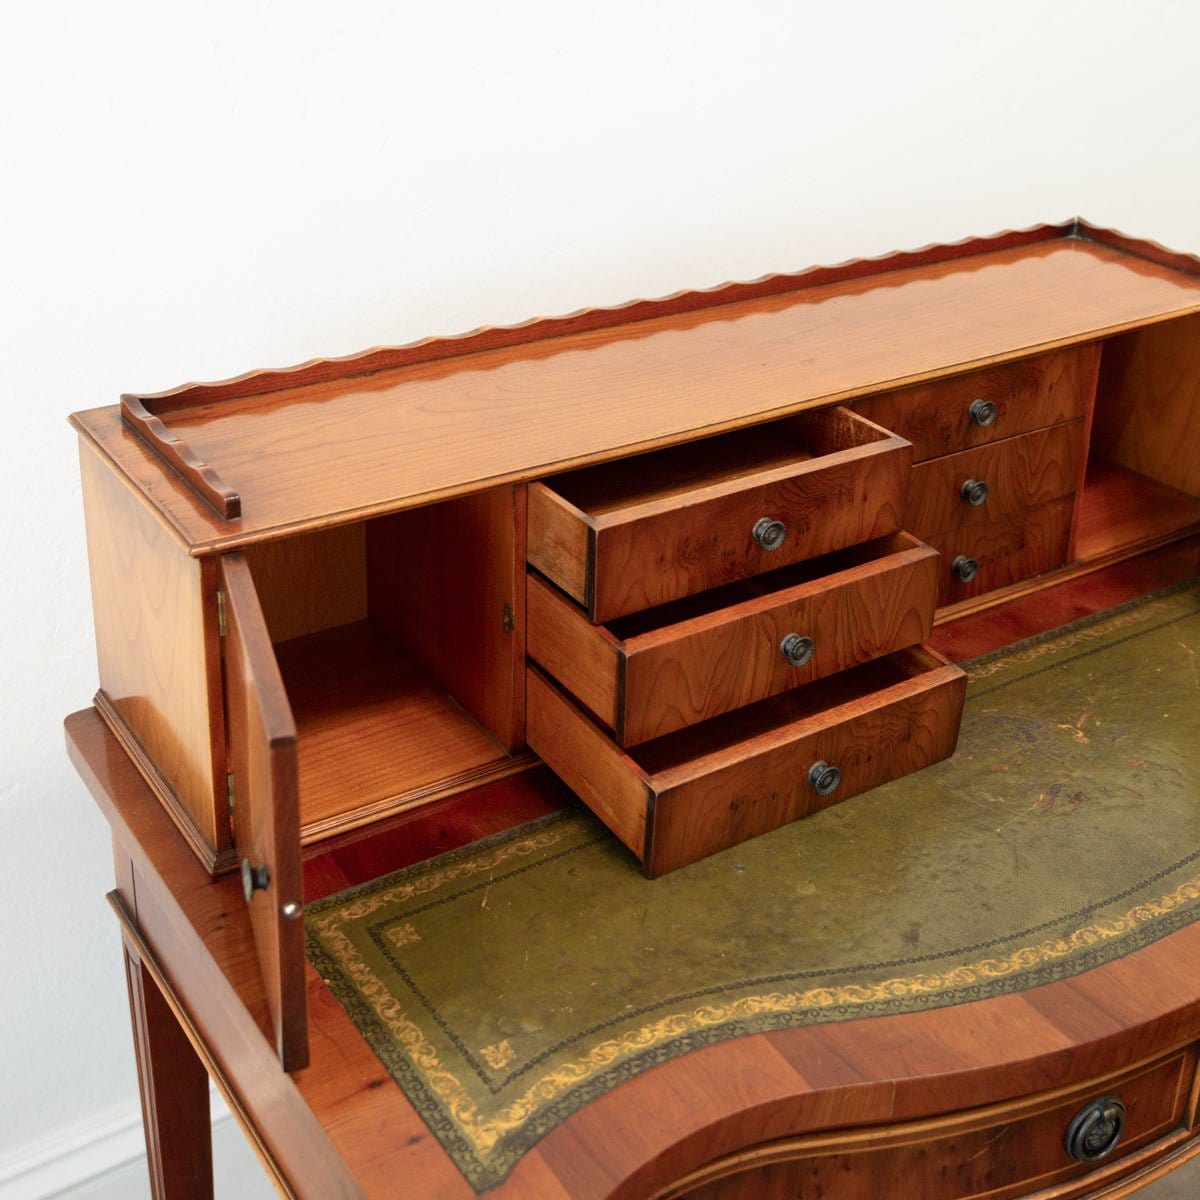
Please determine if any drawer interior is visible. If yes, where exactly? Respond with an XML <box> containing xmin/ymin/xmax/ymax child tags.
<box><xmin>242</xmin><ymin>490</ymin><xmax>523</xmax><ymax>842</ymax></box>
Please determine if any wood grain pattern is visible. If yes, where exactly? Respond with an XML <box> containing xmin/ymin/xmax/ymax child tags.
<box><xmin>1074</xmin><ymin>461</ymin><xmax>1200</xmax><ymax>566</ymax></box>
<box><xmin>1092</xmin><ymin>313</ymin><xmax>1200</xmax><ymax>497</ymax></box>
<box><xmin>535</xmin><ymin>409</ymin><xmax>911</xmax><ymax>621</ymax></box>
<box><xmin>528</xmin><ymin>533</ymin><xmax>939</xmax><ymax>745</ymax></box>
<box><xmin>927</xmin><ymin>495</ymin><xmax>1075</xmax><ymax>606</ymax></box>
<box><xmin>670</xmin><ymin>1050</ymin><xmax>1193</xmax><ymax>1200</ymax></box>
<box><xmin>66</xmin><ymin>697</ymin><xmax>1200</xmax><ymax>1200</ymax></box>
<box><xmin>220</xmin><ymin>553</ymin><xmax>308</xmax><ymax>1071</ymax></box>
<box><xmin>80</xmin><ymin>443</ymin><xmax>225</xmax><ymax>852</ymax></box>
<box><xmin>527</xmin><ymin>647</ymin><xmax>965</xmax><ymax>877</ymax></box>
<box><xmin>851</xmin><ymin>344</ymin><xmax>1099</xmax><ymax>462</ymax></box>
<box><xmin>71</xmin><ymin>236</ymin><xmax>1200</xmax><ymax>552</ymax></box>
<box><xmin>366</xmin><ymin>485</ymin><xmax>527</xmax><ymax>752</ymax></box>
<box><xmin>243</xmin><ymin>524</ymin><xmax>367</xmax><ymax>644</ymax></box>
<box><xmin>905</xmin><ymin>420</ymin><xmax>1085</xmax><ymax>542</ymax></box>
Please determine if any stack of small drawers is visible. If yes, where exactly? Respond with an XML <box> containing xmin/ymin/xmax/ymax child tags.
<box><xmin>523</xmin><ymin>406</ymin><xmax>967</xmax><ymax>876</ymax></box>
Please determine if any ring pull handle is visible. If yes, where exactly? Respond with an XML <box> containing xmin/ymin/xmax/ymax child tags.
<box><xmin>951</xmin><ymin>555</ymin><xmax>979</xmax><ymax>583</ymax></box>
<box><xmin>960</xmin><ymin>478</ymin><xmax>989</xmax><ymax>507</ymax></box>
<box><xmin>780</xmin><ymin>633</ymin><xmax>815</xmax><ymax>668</ymax></box>
<box><xmin>1064</xmin><ymin>1096</ymin><xmax>1126</xmax><ymax>1163</ymax></box>
<box><xmin>968</xmin><ymin>398</ymin><xmax>998</xmax><ymax>428</ymax></box>
<box><xmin>808</xmin><ymin>761</ymin><xmax>841</xmax><ymax>796</ymax></box>
<box><xmin>753</xmin><ymin>518</ymin><xmax>787</xmax><ymax>552</ymax></box>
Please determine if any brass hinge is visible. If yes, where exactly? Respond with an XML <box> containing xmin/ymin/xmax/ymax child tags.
<box><xmin>226</xmin><ymin>771</ymin><xmax>236</xmax><ymax>837</ymax></box>
<box><xmin>502</xmin><ymin>601</ymin><xmax>515</xmax><ymax>634</ymax></box>
<box><xmin>216</xmin><ymin>589</ymin><xmax>227</xmax><ymax>638</ymax></box>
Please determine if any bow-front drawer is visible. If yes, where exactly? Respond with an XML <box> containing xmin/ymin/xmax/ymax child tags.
<box><xmin>527</xmin><ymin>407</ymin><xmax>912</xmax><ymax>622</ymax></box>
<box><xmin>526</xmin><ymin>645</ymin><xmax>966</xmax><ymax>877</ymax></box>
<box><xmin>527</xmin><ymin>532</ymin><xmax>940</xmax><ymax>746</ymax></box>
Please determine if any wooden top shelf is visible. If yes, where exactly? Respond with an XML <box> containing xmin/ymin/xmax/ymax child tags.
<box><xmin>70</xmin><ymin>222</ymin><xmax>1200</xmax><ymax>554</ymax></box>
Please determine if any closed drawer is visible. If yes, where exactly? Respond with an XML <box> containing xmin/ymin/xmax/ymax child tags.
<box><xmin>527</xmin><ymin>407</ymin><xmax>912</xmax><ymax>622</ymax></box>
<box><xmin>526</xmin><ymin>645</ymin><xmax>966</xmax><ymax>877</ymax></box>
<box><xmin>905</xmin><ymin>420</ymin><xmax>1085</xmax><ymax>543</ymax></box>
<box><xmin>528</xmin><ymin>532</ymin><xmax>940</xmax><ymax>746</ymax></box>
<box><xmin>852</xmin><ymin>343</ymin><xmax>1099</xmax><ymax>462</ymax></box>
<box><xmin>929</xmin><ymin>496</ymin><xmax>1074</xmax><ymax>606</ymax></box>
<box><xmin>670</xmin><ymin>1048</ymin><xmax>1196</xmax><ymax>1200</ymax></box>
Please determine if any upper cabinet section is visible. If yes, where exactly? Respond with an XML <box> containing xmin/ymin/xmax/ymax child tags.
<box><xmin>69</xmin><ymin>221</ymin><xmax>1200</xmax><ymax>554</ymax></box>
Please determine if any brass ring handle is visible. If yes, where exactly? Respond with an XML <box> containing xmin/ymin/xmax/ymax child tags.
<box><xmin>952</xmin><ymin>555</ymin><xmax>979</xmax><ymax>583</ymax></box>
<box><xmin>968</xmin><ymin>398</ymin><xmax>998</xmax><ymax>427</ymax></box>
<box><xmin>1064</xmin><ymin>1096</ymin><xmax>1126</xmax><ymax>1163</ymax></box>
<box><xmin>780</xmin><ymin>633</ymin><xmax>815</xmax><ymax>667</ymax></box>
<box><xmin>960</xmin><ymin>478</ymin><xmax>989</xmax><ymax>506</ymax></box>
<box><xmin>753</xmin><ymin>518</ymin><xmax>787</xmax><ymax>551</ymax></box>
<box><xmin>241</xmin><ymin>858</ymin><xmax>270</xmax><ymax>903</ymax></box>
<box><xmin>808</xmin><ymin>761</ymin><xmax>841</xmax><ymax>796</ymax></box>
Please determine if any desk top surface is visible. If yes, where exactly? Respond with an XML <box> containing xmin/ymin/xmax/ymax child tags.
<box><xmin>71</xmin><ymin>225</ymin><xmax>1200</xmax><ymax>554</ymax></box>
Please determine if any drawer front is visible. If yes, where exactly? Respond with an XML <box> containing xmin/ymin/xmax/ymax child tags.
<box><xmin>929</xmin><ymin>495</ymin><xmax>1074</xmax><ymax>606</ymax></box>
<box><xmin>671</xmin><ymin>1048</ymin><xmax>1195</xmax><ymax>1200</ymax></box>
<box><xmin>526</xmin><ymin>646</ymin><xmax>966</xmax><ymax>877</ymax></box>
<box><xmin>528</xmin><ymin>534</ymin><xmax>940</xmax><ymax>746</ymax></box>
<box><xmin>905</xmin><ymin>420</ymin><xmax>1085</xmax><ymax>543</ymax></box>
<box><xmin>852</xmin><ymin>343</ymin><xmax>1099</xmax><ymax>462</ymax></box>
<box><xmin>528</xmin><ymin>408</ymin><xmax>912</xmax><ymax>622</ymax></box>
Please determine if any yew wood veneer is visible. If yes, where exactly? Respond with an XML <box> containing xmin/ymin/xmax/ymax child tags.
<box><xmin>69</xmin><ymin>220</ymin><xmax>1200</xmax><ymax>1197</ymax></box>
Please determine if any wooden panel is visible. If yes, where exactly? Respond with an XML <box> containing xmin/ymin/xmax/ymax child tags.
<box><xmin>525</xmin><ymin>667</ymin><xmax>652</xmax><ymax>861</ymax></box>
<box><xmin>647</xmin><ymin>647</ymin><xmax>966</xmax><ymax>877</ymax></box>
<box><xmin>70</xmin><ymin>237</ymin><xmax>1200</xmax><ymax>552</ymax></box>
<box><xmin>527</xmin><ymin>483</ymin><xmax>592</xmax><ymax>611</ymax></box>
<box><xmin>219</xmin><ymin>553</ymin><xmax>308</xmax><ymax>1071</ymax></box>
<box><xmin>672</xmin><ymin>1050</ymin><xmax>1193</xmax><ymax>1200</ymax></box>
<box><xmin>1075</xmin><ymin>460</ymin><xmax>1200</xmax><ymax>565</ymax></box>
<box><xmin>529</xmin><ymin>534</ymin><xmax>940</xmax><ymax>745</ymax></box>
<box><xmin>243</xmin><ymin>524</ymin><xmax>367</xmax><ymax>644</ymax></box>
<box><xmin>533</xmin><ymin>409</ymin><xmax>911</xmax><ymax>621</ymax></box>
<box><xmin>1093</xmin><ymin>313</ymin><xmax>1200</xmax><ymax>497</ymax></box>
<box><xmin>80</xmin><ymin>442</ymin><xmax>224</xmax><ymax>854</ymax></box>
<box><xmin>366</xmin><ymin>486</ymin><xmax>526</xmax><ymax>751</ymax></box>
<box><xmin>905</xmin><ymin>420</ymin><xmax>1085</xmax><ymax>542</ymax></box>
<box><xmin>927</xmin><ymin>496</ymin><xmax>1075</xmax><ymax>606</ymax></box>
<box><xmin>852</xmin><ymin>344</ymin><xmax>1099</xmax><ymax>461</ymax></box>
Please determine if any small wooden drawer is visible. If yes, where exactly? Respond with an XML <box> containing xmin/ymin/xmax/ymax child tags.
<box><xmin>528</xmin><ymin>533</ymin><xmax>940</xmax><ymax>746</ymax></box>
<box><xmin>851</xmin><ymin>343</ymin><xmax>1099</xmax><ymax>462</ymax></box>
<box><xmin>905</xmin><ymin>420</ymin><xmax>1085</xmax><ymax>543</ymax></box>
<box><xmin>527</xmin><ymin>407</ymin><xmax>912</xmax><ymax>622</ymax></box>
<box><xmin>526</xmin><ymin>645</ymin><xmax>966</xmax><ymax>877</ymax></box>
<box><xmin>928</xmin><ymin>495</ymin><xmax>1075</xmax><ymax>606</ymax></box>
<box><xmin>670</xmin><ymin>1048</ymin><xmax>1196</xmax><ymax>1200</ymax></box>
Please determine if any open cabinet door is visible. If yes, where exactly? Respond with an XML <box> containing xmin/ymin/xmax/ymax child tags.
<box><xmin>220</xmin><ymin>552</ymin><xmax>309</xmax><ymax>1071</ymax></box>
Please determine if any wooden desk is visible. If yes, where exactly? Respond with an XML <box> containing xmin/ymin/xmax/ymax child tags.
<box><xmin>67</xmin><ymin>221</ymin><xmax>1200</xmax><ymax>1197</ymax></box>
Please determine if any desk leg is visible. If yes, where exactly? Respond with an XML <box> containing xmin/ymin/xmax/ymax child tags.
<box><xmin>123</xmin><ymin>931</ymin><xmax>215</xmax><ymax>1200</ymax></box>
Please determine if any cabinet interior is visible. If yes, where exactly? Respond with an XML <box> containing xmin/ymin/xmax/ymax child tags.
<box><xmin>241</xmin><ymin>487</ymin><xmax>525</xmax><ymax>843</ymax></box>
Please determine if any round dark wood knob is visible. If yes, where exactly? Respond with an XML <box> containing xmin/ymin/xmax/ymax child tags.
<box><xmin>780</xmin><ymin>633</ymin><xmax>815</xmax><ymax>667</ymax></box>
<box><xmin>951</xmin><ymin>555</ymin><xmax>979</xmax><ymax>583</ymax></box>
<box><xmin>968</xmin><ymin>398</ymin><xmax>998</xmax><ymax>427</ymax></box>
<box><xmin>753</xmin><ymin>518</ymin><xmax>787</xmax><ymax>551</ymax></box>
<box><xmin>241</xmin><ymin>858</ymin><xmax>270</xmax><ymax>903</ymax></box>
<box><xmin>1064</xmin><ymin>1096</ymin><xmax>1126</xmax><ymax>1163</ymax></box>
<box><xmin>960</xmin><ymin>478</ymin><xmax>989</xmax><ymax>506</ymax></box>
<box><xmin>808</xmin><ymin>761</ymin><xmax>841</xmax><ymax>796</ymax></box>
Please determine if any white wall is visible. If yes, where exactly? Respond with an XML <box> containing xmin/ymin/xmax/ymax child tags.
<box><xmin>2</xmin><ymin>1</ymin><xmax>1198</xmax><ymax>1194</ymax></box>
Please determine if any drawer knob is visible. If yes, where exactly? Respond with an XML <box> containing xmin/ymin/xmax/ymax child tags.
<box><xmin>241</xmin><ymin>858</ymin><xmax>270</xmax><ymax>903</ymax></box>
<box><xmin>1064</xmin><ymin>1095</ymin><xmax>1126</xmax><ymax>1163</ymax></box>
<box><xmin>968</xmin><ymin>398</ymin><xmax>998</xmax><ymax>427</ymax></box>
<box><xmin>780</xmin><ymin>633</ymin><xmax>815</xmax><ymax>667</ymax></box>
<box><xmin>808</xmin><ymin>761</ymin><xmax>842</xmax><ymax>796</ymax></box>
<box><xmin>951</xmin><ymin>555</ymin><xmax>979</xmax><ymax>583</ymax></box>
<box><xmin>753</xmin><ymin>517</ymin><xmax>787</xmax><ymax>552</ymax></box>
<box><xmin>960</xmin><ymin>478</ymin><xmax>989</xmax><ymax>506</ymax></box>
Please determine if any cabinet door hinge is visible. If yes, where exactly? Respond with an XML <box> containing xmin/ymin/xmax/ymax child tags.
<box><xmin>226</xmin><ymin>771</ymin><xmax>236</xmax><ymax>836</ymax></box>
<box><xmin>217</xmin><ymin>589</ymin><xmax>228</xmax><ymax>638</ymax></box>
<box><xmin>502</xmin><ymin>601</ymin><xmax>515</xmax><ymax>634</ymax></box>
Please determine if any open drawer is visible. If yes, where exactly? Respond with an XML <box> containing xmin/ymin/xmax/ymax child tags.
<box><xmin>526</xmin><ymin>645</ymin><xmax>967</xmax><ymax>878</ymax></box>
<box><xmin>528</xmin><ymin>532</ymin><xmax>940</xmax><ymax>745</ymax></box>
<box><xmin>527</xmin><ymin>407</ymin><xmax>913</xmax><ymax>622</ymax></box>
